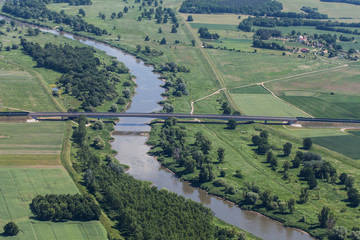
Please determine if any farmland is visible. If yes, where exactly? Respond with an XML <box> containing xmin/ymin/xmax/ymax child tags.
<box><xmin>2</xmin><ymin>0</ymin><xmax>360</xmax><ymax>238</ymax></box>
<box><xmin>0</xmin><ymin>168</ymin><xmax>107</xmax><ymax>240</ymax></box>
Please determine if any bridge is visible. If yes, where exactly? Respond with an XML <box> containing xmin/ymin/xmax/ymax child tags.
<box><xmin>2</xmin><ymin>112</ymin><xmax>360</xmax><ymax>125</ymax></box>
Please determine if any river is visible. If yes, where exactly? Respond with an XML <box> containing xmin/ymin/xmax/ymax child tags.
<box><xmin>1</xmin><ymin>15</ymin><xmax>314</xmax><ymax>240</ymax></box>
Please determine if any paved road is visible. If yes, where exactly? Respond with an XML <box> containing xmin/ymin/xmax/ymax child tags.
<box><xmin>2</xmin><ymin>112</ymin><xmax>360</xmax><ymax>124</ymax></box>
<box><xmin>28</xmin><ymin>112</ymin><xmax>297</xmax><ymax>122</ymax></box>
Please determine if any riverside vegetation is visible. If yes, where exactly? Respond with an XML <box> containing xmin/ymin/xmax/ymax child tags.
<box><xmin>1</xmin><ymin>0</ymin><xmax>360</xmax><ymax>239</ymax></box>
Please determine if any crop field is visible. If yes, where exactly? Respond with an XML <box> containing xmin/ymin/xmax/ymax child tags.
<box><xmin>206</xmin><ymin>49</ymin><xmax>335</xmax><ymax>88</ymax></box>
<box><xmin>0</xmin><ymin>60</ymin><xmax>58</xmax><ymax>112</ymax></box>
<box><xmin>0</xmin><ymin>168</ymin><xmax>107</xmax><ymax>240</ymax></box>
<box><xmin>311</xmin><ymin>135</ymin><xmax>360</xmax><ymax>159</ymax></box>
<box><xmin>230</xmin><ymin>93</ymin><xmax>309</xmax><ymax>116</ymax></box>
<box><xmin>0</xmin><ymin>122</ymin><xmax>64</xmax><ymax>157</ymax></box>
<box><xmin>267</xmin><ymin>65</ymin><xmax>360</xmax><ymax>118</ymax></box>
<box><xmin>278</xmin><ymin>0</ymin><xmax>360</xmax><ymax>19</ymax></box>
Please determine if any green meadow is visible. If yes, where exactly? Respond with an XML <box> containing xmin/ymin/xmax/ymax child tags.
<box><xmin>0</xmin><ymin>168</ymin><xmax>107</xmax><ymax>240</ymax></box>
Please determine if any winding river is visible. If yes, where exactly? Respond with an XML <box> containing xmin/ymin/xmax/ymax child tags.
<box><xmin>1</xmin><ymin>15</ymin><xmax>314</xmax><ymax>240</ymax></box>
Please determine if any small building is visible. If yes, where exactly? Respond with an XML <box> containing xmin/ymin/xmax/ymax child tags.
<box><xmin>301</xmin><ymin>48</ymin><xmax>310</xmax><ymax>53</ymax></box>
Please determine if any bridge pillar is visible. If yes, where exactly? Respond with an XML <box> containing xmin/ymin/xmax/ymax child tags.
<box><xmin>264</xmin><ymin>120</ymin><xmax>267</xmax><ymax>124</ymax></box>
<box><xmin>288</xmin><ymin>120</ymin><xmax>295</xmax><ymax>125</ymax></box>
<box><xmin>61</xmin><ymin>116</ymin><xmax>63</xmax><ymax>121</ymax></box>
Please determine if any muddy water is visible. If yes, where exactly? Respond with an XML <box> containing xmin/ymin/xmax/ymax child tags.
<box><xmin>2</xmin><ymin>15</ymin><xmax>314</xmax><ymax>239</ymax></box>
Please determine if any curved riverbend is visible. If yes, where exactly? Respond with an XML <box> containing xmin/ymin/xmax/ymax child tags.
<box><xmin>1</xmin><ymin>15</ymin><xmax>314</xmax><ymax>240</ymax></box>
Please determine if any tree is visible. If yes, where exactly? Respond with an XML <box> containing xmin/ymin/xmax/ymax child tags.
<box><xmin>329</xmin><ymin>226</ymin><xmax>347</xmax><ymax>240</ymax></box>
<box><xmin>136</xmin><ymin>44</ymin><xmax>141</xmax><ymax>52</ymax></box>
<box><xmin>318</xmin><ymin>206</ymin><xmax>337</xmax><ymax>228</ymax></box>
<box><xmin>217</xmin><ymin>148</ymin><xmax>225</xmax><ymax>163</ymax></box>
<box><xmin>257</xmin><ymin>144</ymin><xmax>269</xmax><ymax>155</ymax></box>
<box><xmin>287</xmin><ymin>198</ymin><xmax>296</xmax><ymax>213</ymax></box>
<box><xmin>260</xmin><ymin>130</ymin><xmax>268</xmax><ymax>139</ymax></box>
<box><xmin>171</xmin><ymin>25</ymin><xmax>177</xmax><ymax>33</ymax></box>
<box><xmin>199</xmin><ymin>164</ymin><xmax>214</xmax><ymax>182</ymax></box>
<box><xmin>123</xmin><ymin>6</ymin><xmax>128</xmax><ymax>13</ymax></box>
<box><xmin>191</xmin><ymin>39</ymin><xmax>196</xmax><ymax>46</ymax></box>
<box><xmin>339</xmin><ymin>173</ymin><xmax>348</xmax><ymax>184</ymax></box>
<box><xmin>252</xmin><ymin>135</ymin><xmax>261</xmax><ymax>146</ymax></box>
<box><xmin>303</xmin><ymin>138</ymin><xmax>312</xmax><ymax>150</ymax></box>
<box><xmin>145</xmin><ymin>36</ymin><xmax>150</xmax><ymax>41</ymax></box>
<box><xmin>278</xmin><ymin>201</ymin><xmax>287</xmax><ymax>214</ymax></box>
<box><xmin>307</xmin><ymin>172</ymin><xmax>318</xmax><ymax>189</ymax></box>
<box><xmin>3</xmin><ymin>222</ymin><xmax>19</xmax><ymax>236</ymax></box>
<box><xmin>110</xmin><ymin>104</ymin><xmax>118</xmax><ymax>112</ymax></box>
<box><xmin>79</xmin><ymin>8</ymin><xmax>85</xmax><ymax>17</ymax></box>
<box><xmin>347</xmin><ymin>188</ymin><xmax>360</xmax><ymax>207</ymax></box>
<box><xmin>187</xmin><ymin>15</ymin><xmax>194</xmax><ymax>21</ymax></box>
<box><xmin>283</xmin><ymin>142</ymin><xmax>292</xmax><ymax>156</ymax></box>
<box><xmin>158</xmin><ymin>27</ymin><xmax>162</xmax><ymax>33</ymax></box>
<box><xmin>299</xmin><ymin>187</ymin><xmax>309</xmax><ymax>203</ymax></box>
<box><xmin>160</xmin><ymin>38</ymin><xmax>166</xmax><ymax>44</ymax></box>
<box><xmin>234</xmin><ymin>169</ymin><xmax>243</xmax><ymax>178</ymax></box>
<box><xmin>266</xmin><ymin>151</ymin><xmax>275</xmax><ymax>163</ymax></box>
<box><xmin>283</xmin><ymin>161</ymin><xmax>291</xmax><ymax>172</ymax></box>
<box><xmin>227</xmin><ymin>119</ymin><xmax>237</xmax><ymax>129</ymax></box>
<box><xmin>245</xmin><ymin>192</ymin><xmax>259</xmax><ymax>205</ymax></box>
<box><xmin>93</xmin><ymin>136</ymin><xmax>105</xmax><ymax>149</ymax></box>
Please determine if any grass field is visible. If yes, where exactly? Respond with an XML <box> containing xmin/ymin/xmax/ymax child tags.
<box><xmin>207</xmin><ymin>49</ymin><xmax>335</xmax><ymax>88</ymax></box>
<box><xmin>266</xmin><ymin>65</ymin><xmax>360</xmax><ymax>118</ymax></box>
<box><xmin>0</xmin><ymin>60</ymin><xmax>58</xmax><ymax>112</ymax></box>
<box><xmin>278</xmin><ymin>0</ymin><xmax>360</xmax><ymax>19</ymax></box>
<box><xmin>230</xmin><ymin>93</ymin><xmax>309</xmax><ymax>116</ymax></box>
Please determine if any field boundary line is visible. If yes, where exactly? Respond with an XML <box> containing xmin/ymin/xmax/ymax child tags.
<box><xmin>231</xmin><ymin>64</ymin><xmax>349</xmax><ymax>90</ymax></box>
<box><xmin>260</xmin><ymin>82</ymin><xmax>314</xmax><ymax>118</ymax></box>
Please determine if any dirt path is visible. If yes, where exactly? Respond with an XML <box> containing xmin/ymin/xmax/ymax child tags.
<box><xmin>0</xmin><ymin>105</ymin><xmax>34</xmax><ymax>113</ymax></box>
<box><xmin>260</xmin><ymin>82</ymin><xmax>314</xmax><ymax>118</ymax></box>
<box><xmin>181</xmin><ymin>16</ymin><xmax>240</xmax><ymax>113</ymax></box>
<box><xmin>190</xmin><ymin>88</ymin><xmax>226</xmax><ymax>114</ymax></box>
<box><xmin>231</xmin><ymin>64</ymin><xmax>349</xmax><ymax>91</ymax></box>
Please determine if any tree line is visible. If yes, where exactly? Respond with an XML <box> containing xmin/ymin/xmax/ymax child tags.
<box><xmin>198</xmin><ymin>27</ymin><xmax>220</xmax><ymax>39</ymax></box>
<box><xmin>70</xmin><ymin>116</ymin><xmax>241</xmax><ymax>240</ymax></box>
<box><xmin>20</xmin><ymin>39</ymin><xmax>129</xmax><ymax>111</ymax></box>
<box><xmin>41</xmin><ymin>0</ymin><xmax>92</xmax><ymax>5</ymax></box>
<box><xmin>2</xmin><ymin>0</ymin><xmax>106</xmax><ymax>36</ymax></box>
<box><xmin>239</xmin><ymin>16</ymin><xmax>360</xmax><ymax>32</ymax></box>
<box><xmin>252</xmin><ymin>39</ymin><xmax>286</xmax><ymax>51</ymax></box>
<box><xmin>320</xmin><ymin>0</ymin><xmax>360</xmax><ymax>5</ymax></box>
<box><xmin>31</xmin><ymin>194</ymin><xmax>101</xmax><ymax>221</ymax></box>
<box><xmin>179</xmin><ymin>0</ymin><xmax>283</xmax><ymax>15</ymax></box>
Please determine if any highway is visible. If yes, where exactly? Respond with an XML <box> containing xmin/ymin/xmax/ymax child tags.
<box><xmin>2</xmin><ymin>112</ymin><xmax>360</xmax><ymax>124</ymax></box>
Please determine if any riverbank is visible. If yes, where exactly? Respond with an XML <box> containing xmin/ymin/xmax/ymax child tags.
<box><xmin>146</xmin><ymin>120</ymin><xmax>359</xmax><ymax>239</ymax></box>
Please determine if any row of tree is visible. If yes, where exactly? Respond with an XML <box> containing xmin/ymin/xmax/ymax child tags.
<box><xmin>238</xmin><ymin>16</ymin><xmax>360</xmax><ymax>32</ymax></box>
<box><xmin>41</xmin><ymin>0</ymin><xmax>92</xmax><ymax>5</ymax></box>
<box><xmin>198</xmin><ymin>27</ymin><xmax>220</xmax><ymax>39</ymax></box>
<box><xmin>179</xmin><ymin>0</ymin><xmax>283</xmax><ymax>15</ymax></box>
<box><xmin>320</xmin><ymin>0</ymin><xmax>360</xmax><ymax>5</ymax></box>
